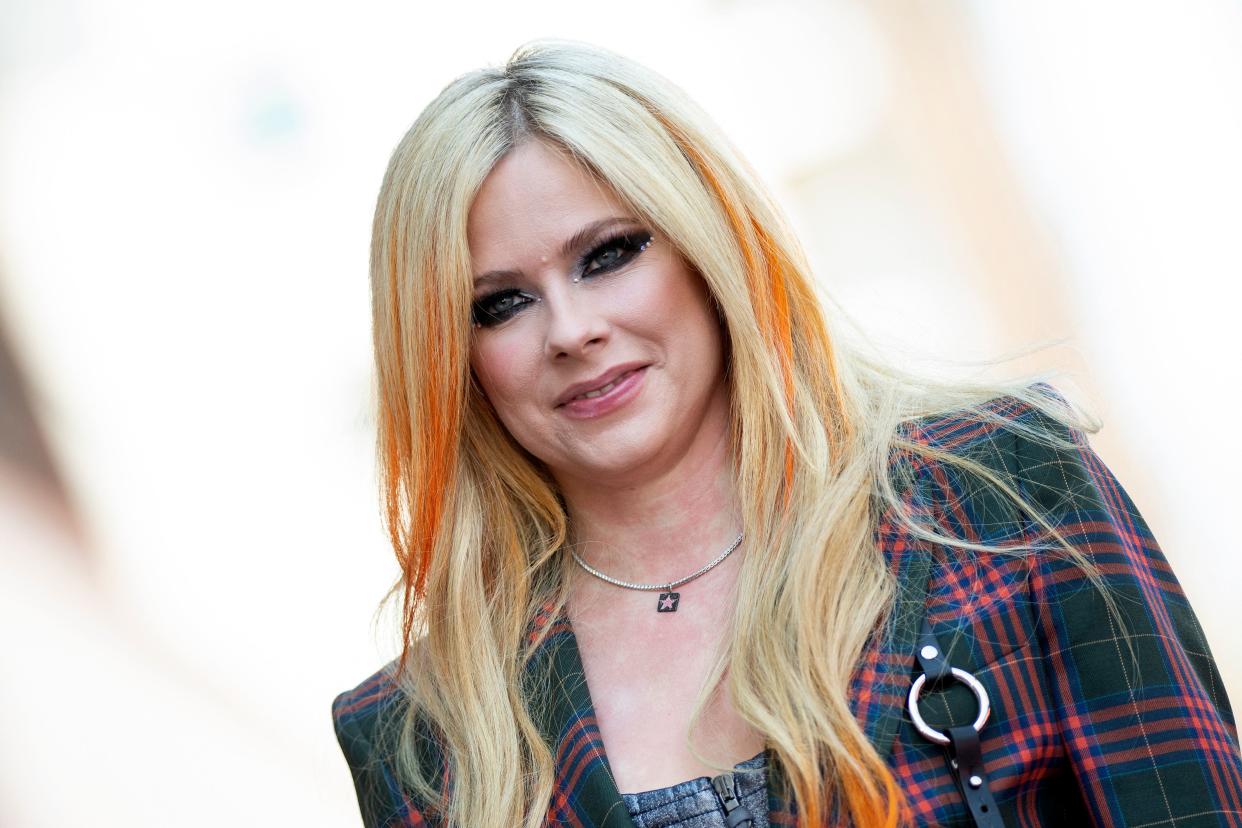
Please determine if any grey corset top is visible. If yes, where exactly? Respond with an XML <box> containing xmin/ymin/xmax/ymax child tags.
<box><xmin>620</xmin><ymin>750</ymin><xmax>769</xmax><ymax>828</ymax></box>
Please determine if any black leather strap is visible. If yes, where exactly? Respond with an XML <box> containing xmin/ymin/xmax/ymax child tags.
<box><xmin>947</xmin><ymin>724</ymin><xmax>1004</xmax><ymax>828</ymax></box>
<box><xmin>916</xmin><ymin>621</ymin><xmax>952</xmax><ymax>683</ymax></box>
<box><xmin>912</xmin><ymin>622</ymin><xmax>1007</xmax><ymax>828</ymax></box>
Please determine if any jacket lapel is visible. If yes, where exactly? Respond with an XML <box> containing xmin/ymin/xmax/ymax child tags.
<box><xmin>854</xmin><ymin>499</ymin><xmax>935</xmax><ymax>762</ymax></box>
<box><xmin>767</xmin><ymin>450</ymin><xmax>939</xmax><ymax>822</ymax></box>
<box><xmin>523</xmin><ymin>610</ymin><xmax>635</xmax><ymax>827</ymax></box>
<box><xmin>765</xmin><ymin>493</ymin><xmax>934</xmax><ymax>824</ymax></box>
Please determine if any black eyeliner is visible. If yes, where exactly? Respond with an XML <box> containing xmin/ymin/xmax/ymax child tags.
<box><xmin>574</xmin><ymin>229</ymin><xmax>654</xmax><ymax>278</ymax></box>
<box><xmin>471</xmin><ymin>287</ymin><xmax>532</xmax><ymax>328</ymax></box>
<box><xmin>471</xmin><ymin>228</ymin><xmax>654</xmax><ymax>329</ymax></box>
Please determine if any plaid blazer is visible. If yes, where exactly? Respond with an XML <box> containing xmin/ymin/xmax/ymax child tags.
<box><xmin>333</xmin><ymin>394</ymin><xmax>1242</xmax><ymax>826</ymax></box>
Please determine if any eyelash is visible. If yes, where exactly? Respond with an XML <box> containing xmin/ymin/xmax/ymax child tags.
<box><xmin>471</xmin><ymin>229</ymin><xmax>654</xmax><ymax>328</ymax></box>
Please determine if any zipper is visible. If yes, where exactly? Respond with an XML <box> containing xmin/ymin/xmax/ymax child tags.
<box><xmin>710</xmin><ymin>771</ymin><xmax>756</xmax><ymax>827</ymax></box>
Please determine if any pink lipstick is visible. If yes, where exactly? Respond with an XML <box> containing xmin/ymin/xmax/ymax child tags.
<box><xmin>556</xmin><ymin>364</ymin><xmax>648</xmax><ymax>419</ymax></box>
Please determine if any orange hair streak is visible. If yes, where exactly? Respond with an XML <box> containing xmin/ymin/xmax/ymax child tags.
<box><xmin>654</xmin><ymin>115</ymin><xmax>806</xmax><ymax>491</ymax></box>
<box><xmin>655</xmin><ymin>114</ymin><xmax>892</xmax><ymax>826</ymax></box>
<box><xmin>383</xmin><ymin>240</ymin><xmax>464</xmax><ymax>672</ymax></box>
<box><xmin>681</xmin><ymin>138</ymin><xmax>855</xmax><ymax>469</ymax></box>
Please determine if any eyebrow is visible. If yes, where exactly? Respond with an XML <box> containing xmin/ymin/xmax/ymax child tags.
<box><xmin>472</xmin><ymin>216</ymin><xmax>642</xmax><ymax>288</ymax></box>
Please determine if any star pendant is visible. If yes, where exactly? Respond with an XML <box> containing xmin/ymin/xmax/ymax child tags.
<box><xmin>657</xmin><ymin>592</ymin><xmax>680</xmax><ymax>612</ymax></box>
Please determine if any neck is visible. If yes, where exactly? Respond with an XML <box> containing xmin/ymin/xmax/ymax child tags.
<box><xmin>555</xmin><ymin>422</ymin><xmax>741</xmax><ymax>587</ymax></box>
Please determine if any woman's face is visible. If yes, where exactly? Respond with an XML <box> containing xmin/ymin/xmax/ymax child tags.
<box><xmin>467</xmin><ymin>140</ymin><xmax>730</xmax><ymax>486</ymax></box>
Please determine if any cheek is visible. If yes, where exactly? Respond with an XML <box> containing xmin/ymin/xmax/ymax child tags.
<box><xmin>470</xmin><ymin>335</ymin><xmax>537</xmax><ymax>415</ymax></box>
<box><xmin>471</xmin><ymin>335</ymin><xmax>556</xmax><ymax>461</ymax></box>
<box><xmin>643</xmin><ymin>268</ymin><xmax>722</xmax><ymax>357</ymax></box>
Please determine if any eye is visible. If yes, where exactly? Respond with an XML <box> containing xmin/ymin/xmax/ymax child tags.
<box><xmin>472</xmin><ymin>288</ymin><xmax>535</xmax><ymax>328</ymax></box>
<box><xmin>579</xmin><ymin>231</ymin><xmax>654</xmax><ymax>279</ymax></box>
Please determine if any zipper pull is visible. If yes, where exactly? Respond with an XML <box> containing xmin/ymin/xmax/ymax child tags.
<box><xmin>711</xmin><ymin>772</ymin><xmax>755</xmax><ymax>827</ymax></box>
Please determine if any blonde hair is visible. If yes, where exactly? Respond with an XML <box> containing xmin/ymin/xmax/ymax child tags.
<box><xmin>369</xmin><ymin>39</ymin><xmax>1097</xmax><ymax>827</ymax></box>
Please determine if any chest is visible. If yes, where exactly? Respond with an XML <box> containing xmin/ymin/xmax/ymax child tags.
<box><xmin>569</xmin><ymin>591</ymin><xmax>765</xmax><ymax>794</ymax></box>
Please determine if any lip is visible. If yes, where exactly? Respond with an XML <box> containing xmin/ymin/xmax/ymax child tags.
<box><xmin>555</xmin><ymin>362</ymin><xmax>649</xmax><ymax>419</ymax></box>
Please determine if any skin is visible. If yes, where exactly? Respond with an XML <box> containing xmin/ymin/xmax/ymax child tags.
<box><xmin>467</xmin><ymin>140</ymin><xmax>765</xmax><ymax>792</ymax></box>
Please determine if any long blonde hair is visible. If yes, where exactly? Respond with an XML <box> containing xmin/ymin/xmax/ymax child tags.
<box><xmin>369</xmin><ymin>39</ymin><xmax>1095</xmax><ymax>827</ymax></box>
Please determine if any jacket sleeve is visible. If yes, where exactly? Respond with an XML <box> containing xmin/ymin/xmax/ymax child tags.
<box><xmin>1016</xmin><ymin>417</ymin><xmax>1242</xmax><ymax>827</ymax></box>
<box><xmin>332</xmin><ymin>668</ymin><xmax>432</xmax><ymax>828</ymax></box>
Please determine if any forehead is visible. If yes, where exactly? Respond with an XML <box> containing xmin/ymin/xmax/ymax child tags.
<box><xmin>466</xmin><ymin>141</ymin><xmax>625</xmax><ymax>264</ymax></box>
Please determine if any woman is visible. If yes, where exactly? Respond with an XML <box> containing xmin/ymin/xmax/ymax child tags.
<box><xmin>333</xmin><ymin>41</ymin><xmax>1242</xmax><ymax>827</ymax></box>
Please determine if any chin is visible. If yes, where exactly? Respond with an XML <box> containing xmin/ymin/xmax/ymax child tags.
<box><xmin>551</xmin><ymin>421</ymin><xmax>673</xmax><ymax>483</ymax></box>
<box><xmin>559</xmin><ymin>447</ymin><xmax>665</xmax><ymax>484</ymax></box>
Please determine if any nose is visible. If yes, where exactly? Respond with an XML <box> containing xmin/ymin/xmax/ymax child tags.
<box><xmin>543</xmin><ymin>287</ymin><xmax>609</xmax><ymax>360</ymax></box>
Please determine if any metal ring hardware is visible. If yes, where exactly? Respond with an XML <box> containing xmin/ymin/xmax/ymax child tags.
<box><xmin>907</xmin><ymin>667</ymin><xmax>992</xmax><ymax>745</ymax></box>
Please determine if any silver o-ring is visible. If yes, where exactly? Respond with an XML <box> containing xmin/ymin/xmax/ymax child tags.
<box><xmin>907</xmin><ymin>667</ymin><xmax>992</xmax><ymax>746</ymax></box>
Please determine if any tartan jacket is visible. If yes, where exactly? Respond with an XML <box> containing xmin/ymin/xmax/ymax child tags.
<box><xmin>333</xmin><ymin>394</ymin><xmax>1242</xmax><ymax>826</ymax></box>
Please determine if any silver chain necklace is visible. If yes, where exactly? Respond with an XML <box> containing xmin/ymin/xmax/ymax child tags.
<box><xmin>569</xmin><ymin>532</ymin><xmax>744</xmax><ymax>613</ymax></box>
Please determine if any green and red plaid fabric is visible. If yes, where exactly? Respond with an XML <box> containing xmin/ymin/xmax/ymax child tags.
<box><xmin>334</xmin><ymin>394</ymin><xmax>1242</xmax><ymax>826</ymax></box>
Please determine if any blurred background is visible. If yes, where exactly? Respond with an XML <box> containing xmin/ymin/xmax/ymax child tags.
<box><xmin>1</xmin><ymin>1</ymin><xmax>1239</xmax><ymax>824</ymax></box>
